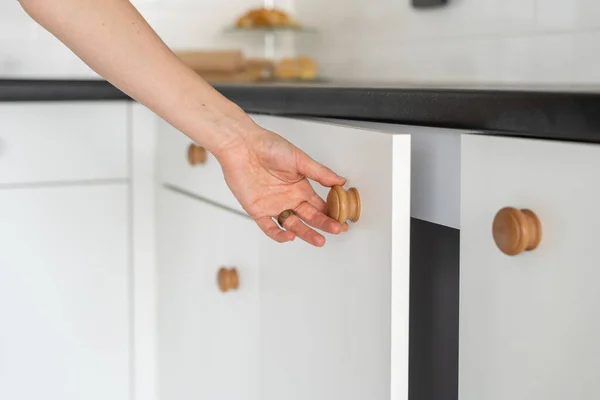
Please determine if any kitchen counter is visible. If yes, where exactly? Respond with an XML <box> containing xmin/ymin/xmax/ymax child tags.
<box><xmin>5</xmin><ymin>78</ymin><xmax>600</xmax><ymax>400</ymax></box>
<box><xmin>3</xmin><ymin>78</ymin><xmax>600</xmax><ymax>143</ymax></box>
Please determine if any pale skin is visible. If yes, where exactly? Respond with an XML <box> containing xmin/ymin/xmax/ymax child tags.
<box><xmin>19</xmin><ymin>0</ymin><xmax>348</xmax><ymax>247</ymax></box>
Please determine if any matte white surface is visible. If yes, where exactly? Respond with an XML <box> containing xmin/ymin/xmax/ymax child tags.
<box><xmin>0</xmin><ymin>184</ymin><xmax>130</xmax><ymax>400</ymax></box>
<box><xmin>253</xmin><ymin>115</ymin><xmax>411</xmax><ymax>400</ymax></box>
<box><xmin>312</xmin><ymin>118</ymin><xmax>462</xmax><ymax>228</ymax></box>
<box><xmin>410</xmin><ymin>129</ymin><xmax>461</xmax><ymax>229</ymax></box>
<box><xmin>157</xmin><ymin>188</ymin><xmax>259</xmax><ymax>400</ymax></box>
<box><xmin>294</xmin><ymin>0</ymin><xmax>600</xmax><ymax>84</ymax></box>
<box><xmin>0</xmin><ymin>102</ymin><xmax>128</xmax><ymax>184</ymax></box>
<box><xmin>460</xmin><ymin>134</ymin><xmax>600</xmax><ymax>400</ymax></box>
<box><xmin>157</xmin><ymin>118</ymin><xmax>245</xmax><ymax>214</ymax></box>
<box><xmin>131</xmin><ymin>104</ymin><xmax>158</xmax><ymax>400</ymax></box>
<box><xmin>390</xmin><ymin>133</ymin><xmax>412</xmax><ymax>400</ymax></box>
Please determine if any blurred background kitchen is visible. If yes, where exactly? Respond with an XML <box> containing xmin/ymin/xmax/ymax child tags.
<box><xmin>2</xmin><ymin>0</ymin><xmax>597</xmax><ymax>85</ymax></box>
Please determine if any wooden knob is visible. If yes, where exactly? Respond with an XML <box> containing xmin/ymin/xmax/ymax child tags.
<box><xmin>492</xmin><ymin>207</ymin><xmax>542</xmax><ymax>256</ymax></box>
<box><xmin>187</xmin><ymin>144</ymin><xmax>207</xmax><ymax>166</ymax></box>
<box><xmin>326</xmin><ymin>186</ymin><xmax>361</xmax><ymax>224</ymax></box>
<box><xmin>217</xmin><ymin>267</ymin><xmax>239</xmax><ymax>292</ymax></box>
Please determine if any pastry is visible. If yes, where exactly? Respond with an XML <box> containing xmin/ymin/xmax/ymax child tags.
<box><xmin>274</xmin><ymin>57</ymin><xmax>318</xmax><ymax>80</ymax></box>
<box><xmin>274</xmin><ymin>57</ymin><xmax>298</xmax><ymax>80</ymax></box>
<box><xmin>235</xmin><ymin>7</ymin><xmax>299</xmax><ymax>28</ymax></box>
<box><xmin>297</xmin><ymin>57</ymin><xmax>318</xmax><ymax>80</ymax></box>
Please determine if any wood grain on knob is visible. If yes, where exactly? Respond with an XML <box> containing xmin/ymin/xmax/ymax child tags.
<box><xmin>492</xmin><ymin>207</ymin><xmax>542</xmax><ymax>256</ymax></box>
<box><xmin>187</xmin><ymin>144</ymin><xmax>207</xmax><ymax>166</ymax></box>
<box><xmin>217</xmin><ymin>267</ymin><xmax>239</xmax><ymax>292</ymax></box>
<box><xmin>326</xmin><ymin>186</ymin><xmax>361</xmax><ymax>224</ymax></box>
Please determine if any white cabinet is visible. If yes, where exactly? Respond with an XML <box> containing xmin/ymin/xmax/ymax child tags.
<box><xmin>460</xmin><ymin>134</ymin><xmax>600</xmax><ymax>400</ymax></box>
<box><xmin>253</xmin><ymin>116</ymin><xmax>412</xmax><ymax>400</ymax></box>
<box><xmin>0</xmin><ymin>184</ymin><xmax>130</xmax><ymax>400</ymax></box>
<box><xmin>0</xmin><ymin>101</ymin><xmax>137</xmax><ymax>400</ymax></box>
<box><xmin>157</xmin><ymin>188</ymin><xmax>259</xmax><ymax>400</ymax></box>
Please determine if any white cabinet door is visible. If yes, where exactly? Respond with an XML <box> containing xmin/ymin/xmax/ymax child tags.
<box><xmin>253</xmin><ymin>116</ymin><xmax>411</xmax><ymax>400</ymax></box>
<box><xmin>460</xmin><ymin>134</ymin><xmax>600</xmax><ymax>400</ymax></box>
<box><xmin>157</xmin><ymin>188</ymin><xmax>259</xmax><ymax>400</ymax></box>
<box><xmin>0</xmin><ymin>185</ymin><xmax>130</xmax><ymax>400</ymax></box>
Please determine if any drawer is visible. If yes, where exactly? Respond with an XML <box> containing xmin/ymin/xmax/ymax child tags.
<box><xmin>460</xmin><ymin>134</ymin><xmax>600</xmax><ymax>400</ymax></box>
<box><xmin>157</xmin><ymin>187</ymin><xmax>259</xmax><ymax>400</ymax></box>
<box><xmin>157</xmin><ymin>119</ymin><xmax>244</xmax><ymax>214</ymax></box>
<box><xmin>252</xmin><ymin>115</ymin><xmax>412</xmax><ymax>400</ymax></box>
<box><xmin>0</xmin><ymin>102</ymin><xmax>128</xmax><ymax>184</ymax></box>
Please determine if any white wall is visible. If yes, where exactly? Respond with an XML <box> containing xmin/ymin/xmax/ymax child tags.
<box><xmin>0</xmin><ymin>0</ymin><xmax>294</xmax><ymax>78</ymax></box>
<box><xmin>0</xmin><ymin>2</ymin><xmax>94</xmax><ymax>77</ymax></box>
<box><xmin>295</xmin><ymin>0</ymin><xmax>600</xmax><ymax>84</ymax></box>
<box><xmin>2</xmin><ymin>0</ymin><xmax>597</xmax><ymax>85</ymax></box>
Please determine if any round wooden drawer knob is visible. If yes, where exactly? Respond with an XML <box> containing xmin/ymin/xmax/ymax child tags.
<box><xmin>217</xmin><ymin>267</ymin><xmax>239</xmax><ymax>292</ymax></box>
<box><xmin>326</xmin><ymin>186</ymin><xmax>361</xmax><ymax>224</ymax></box>
<box><xmin>492</xmin><ymin>207</ymin><xmax>542</xmax><ymax>256</ymax></box>
<box><xmin>187</xmin><ymin>144</ymin><xmax>207</xmax><ymax>166</ymax></box>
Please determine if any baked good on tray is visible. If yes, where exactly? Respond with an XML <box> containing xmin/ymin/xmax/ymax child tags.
<box><xmin>236</xmin><ymin>7</ymin><xmax>300</xmax><ymax>28</ymax></box>
<box><xmin>274</xmin><ymin>57</ymin><xmax>317</xmax><ymax>80</ymax></box>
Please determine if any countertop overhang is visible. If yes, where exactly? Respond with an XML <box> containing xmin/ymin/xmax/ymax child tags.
<box><xmin>3</xmin><ymin>78</ymin><xmax>600</xmax><ymax>144</ymax></box>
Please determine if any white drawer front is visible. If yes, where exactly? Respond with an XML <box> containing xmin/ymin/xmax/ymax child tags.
<box><xmin>253</xmin><ymin>116</ymin><xmax>411</xmax><ymax>400</ymax></box>
<box><xmin>158</xmin><ymin>188</ymin><xmax>259</xmax><ymax>400</ymax></box>
<box><xmin>0</xmin><ymin>102</ymin><xmax>128</xmax><ymax>184</ymax></box>
<box><xmin>157</xmin><ymin>119</ymin><xmax>244</xmax><ymax>214</ymax></box>
<box><xmin>460</xmin><ymin>134</ymin><xmax>600</xmax><ymax>400</ymax></box>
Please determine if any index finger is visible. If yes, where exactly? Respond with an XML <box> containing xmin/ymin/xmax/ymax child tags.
<box><xmin>295</xmin><ymin>202</ymin><xmax>343</xmax><ymax>235</ymax></box>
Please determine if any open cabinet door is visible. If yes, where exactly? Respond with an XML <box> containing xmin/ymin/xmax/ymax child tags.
<box><xmin>253</xmin><ymin>116</ymin><xmax>411</xmax><ymax>400</ymax></box>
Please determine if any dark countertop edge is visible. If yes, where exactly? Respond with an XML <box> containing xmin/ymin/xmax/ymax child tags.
<box><xmin>2</xmin><ymin>79</ymin><xmax>600</xmax><ymax>144</ymax></box>
<box><xmin>214</xmin><ymin>85</ymin><xmax>600</xmax><ymax>145</ymax></box>
<box><xmin>0</xmin><ymin>79</ymin><xmax>130</xmax><ymax>102</ymax></box>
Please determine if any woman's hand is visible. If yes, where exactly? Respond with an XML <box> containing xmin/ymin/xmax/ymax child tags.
<box><xmin>215</xmin><ymin>123</ymin><xmax>348</xmax><ymax>247</ymax></box>
<box><xmin>18</xmin><ymin>0</ymin><xmax>345</xmax><ymax>248</ymax></box>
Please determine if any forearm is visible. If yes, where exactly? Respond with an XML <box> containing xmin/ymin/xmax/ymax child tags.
<box><xmin>19</xmin><ymin>0</ymin><xmax>251</xmax><ymax>155</ymax></box>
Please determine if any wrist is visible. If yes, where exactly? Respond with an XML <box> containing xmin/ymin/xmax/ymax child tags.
<box><xmin>171</xmin><ymin>80</ymin><xmax>259</xmax><ymax>161</ymax></box>
<box><xmin>185</xmin><ymin>100</ymin><xmax>253</xmax><ymax>157</ymax></box>
<box><xmin>209</xmin><ymin>111</ymin><xmax>257</xmax><ymax>160</ymax></box>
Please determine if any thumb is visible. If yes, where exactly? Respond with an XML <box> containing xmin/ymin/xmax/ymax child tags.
<box><xmin>296</xmin><ymin>151</ymin><xmax>346</xmax><ymax>187</ymax></box>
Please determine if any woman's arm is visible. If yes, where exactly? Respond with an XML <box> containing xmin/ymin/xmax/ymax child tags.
<box><xmin>19</xmin><ymin>0</ymin><xmax>346</xmax><ymax>246</ymax></box>
<box><xmin>19</xmin><ymin>0</ymin><xmax>246</xmax><ymax>155</ymax></box>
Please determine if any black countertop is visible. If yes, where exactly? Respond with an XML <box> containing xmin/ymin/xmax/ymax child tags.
<box><xmin>0</xmin><ymin>79</ymin><xmax>129</xmax><ymax>102</ymax></box>
<box><xmin>2</xmin><ymin>78</ymin><xmax>600</xmax><ymax>144</ymax></box>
